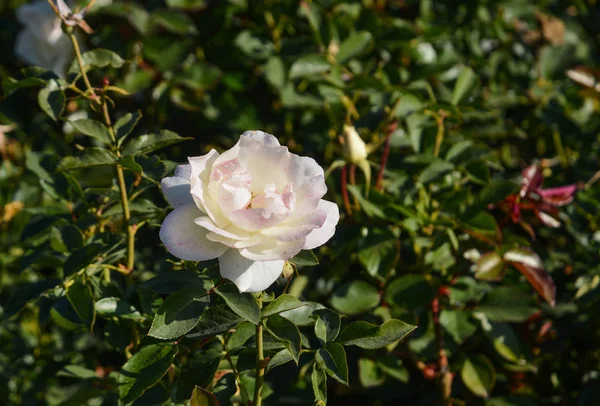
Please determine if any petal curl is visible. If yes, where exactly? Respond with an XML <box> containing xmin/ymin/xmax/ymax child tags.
<box><xmin>161</xmin><ymin>164</ymin><xmax>193</xmax><ymax>208</ymax></box>
<box><xmin>303</xmin><ymin>200</ymin><xmax>339</xmax><ymax>250</ymax></box>
<box><xmin>159</xmin><ymin>204</ymin><xmax>228</xmax><ymax>261</ymax></box>
<box><xmin>239</xmin><ymin>238</ymin><xmax>306</xmax><ymax>261</ymax></box>
<box><xmin>189</xmin><ymin>150</ymin><xmax>229</xmax><ymax>227</ymax></box>
<box><xmin>218</xmin><ymin>249</ymin><xmax>284</xmax><ymax>293</ymax></box>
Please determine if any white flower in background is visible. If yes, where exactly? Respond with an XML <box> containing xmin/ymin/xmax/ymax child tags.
<box><xmin>14</xmin><ymin>0</ymin><xmax>91</xmax><ymax>77</ymax></box>
<box><xmin>15</xmin><ymin>1</ymin><xmax>72</xmax><ymax>77</ymax></box>
<box><xmin>160</xmin><ymin>131</ymin><xmax>340</xmax><ymax>293</ymax></box>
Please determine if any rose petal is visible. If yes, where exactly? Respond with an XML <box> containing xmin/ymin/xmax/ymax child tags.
<box><xmin>159</xmin><ymin>204</ymin><xmax>228</xmax><ymax>261</ymax></box>
<box><xmin>189</xmin><ymin>150</ymin><xmax>229</xmax><ymax>227</ymax></box>
<box><xmin>161</xmin><ymin>164</ymin><xmax>194</xmax><ymax>208</ymax></box>
<box><xmin>303</xmin><ymin>200</ymin><xmax>340</xmax><ymax>250</ymax></box>
<box><xmin>237</xmin><ymin>136</ymin><xmax>290</xmax><ymax>192</ymax></box>
<box><xmin>239</xmin><ymin>238</ymin><xmax>306</xmax><ymax>261</ymax></box>
<box><xmin>262</xmin><ymin>206</ymin><xmax>328</xmax><ymax>242</ymax></box>
<box><xmin>228</xmin><ymin>207</ymin><xmax>289</xmax><ymax>232</ymax></box>
<box><xmin>285</xmin><ymin>154</ymin><xmax>328</xmax><ymax>220</ymax></box>
<box><xmin>218</xmin><ymin>249</ymin><xmax>284</xmax><ymax>293</ymax></box>
<box><xmin>195</xmin><ymin>216</ymin><xmax>250</xmax><ymax>241</ymax></box>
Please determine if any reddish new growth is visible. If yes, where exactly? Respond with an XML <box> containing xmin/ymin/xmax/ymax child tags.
<box><xmin>493</xmin><ymin>164</ymin><xmax>577</xmax><ymax>239</ymax></box>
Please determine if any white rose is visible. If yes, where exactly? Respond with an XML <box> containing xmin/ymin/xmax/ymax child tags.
<box><xmin>15</xmin><ymin>1</ymin><xmax>74</xmax><ymax>77</ymax></box>
<box><xmin>159</xmin><ymin>131</ymin><xmax>340</xmax><ymax>293</ymax></box>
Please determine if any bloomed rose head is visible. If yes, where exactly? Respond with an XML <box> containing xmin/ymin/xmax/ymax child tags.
<box><xmin>159</xmin><ymin>131</ymin><xmax>339</xmax><ymax>293</ymax></box>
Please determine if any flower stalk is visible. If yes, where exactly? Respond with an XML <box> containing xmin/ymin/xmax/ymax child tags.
<box><xmin>254</xmin><ymin>297</ymin><xmax>266</xmax><ymax>406</ymax></box>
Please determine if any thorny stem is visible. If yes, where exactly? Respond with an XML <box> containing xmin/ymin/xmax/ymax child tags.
<box><xmin>341</xmin><ymin>165</ymin><xmax>352</xmax><ymax>215</ymax></box>
<box><xmin>432</xmin><ymin>297</ymin><xmax>452</xmax><ymax>404</ymax></box>
<box><xmin>375</xmin><ymin>122</ymin><xmax>396</xmax><ymax>192</ymax></box>
<box><xmin>253</xmin><ymin>298</ymin><xmax>265</xmax><ymax>406</ymax></box>
<box><xmin>68</xmin><ymin>33</ymin><xmax>97</xmax><ymax>102</ymax></box>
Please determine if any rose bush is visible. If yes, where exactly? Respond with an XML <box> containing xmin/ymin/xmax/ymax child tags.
<box><xmin>160</xmin><ymin>130</ymin><xmax>339</xmax><ymax>292</ymax></box>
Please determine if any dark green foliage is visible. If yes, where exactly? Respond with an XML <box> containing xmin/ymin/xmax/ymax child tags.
<box><xmin>1</xmin><ymin>0</ymin><xmax>600</xmax><ymax>405</ymax></box>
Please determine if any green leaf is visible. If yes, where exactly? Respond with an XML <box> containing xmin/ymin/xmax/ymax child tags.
<box><xmin>69</xmin><ymin>49</ymin><xmax>125</xmax><ymax>74</ymax></box>
<box><xmin>191</xmin><ymin>386</ymin><xmax>219</xmax><ymax>406</ymax></box>
<box><xmin>314</xmin><ymin>309</ymin><xmax>341</xmax><ymax>345</ymax></box>
<box><xmin>38</xmin><ymin>79</ymin><xmax>64</xmax><ymax>121</ymax></box>
<box><xmin>115</xmin><ymin>111</ymin><xmax>142</xmax><ymax>145</ymax></box>
<box><xmin>316</xmin><ymin>342</ymin><xmax>349</xmax><ymax>385</ymax></box>
<box><xmin>150</xmin><ymin>9</ymin><xmax>198</xmax><ymax>35</ymax></box>
<box><xmin>57</xmin><ymin>365</ymin><xmax>99</xmax><ymax>379</ymax></box>
<box><xmin>359</xmin><ymin>358</ymin><xmax>385</xmax><ymax>388</ymax></box>
<box><xmin>451</xmin><ymin>66</ymin><xmax>477</xmax><ymax>105</ymax></box>
<box><xmin>140</xmin><ymin>271</ymin><xmax>213</xmax><ymax>294</ymax></box>
<box><xmin>122</xmin><ymin>130</ymin><xmax>191</xmax><ymax>156</ymax></box>
<box><xmin>358</xmin><ymin>229</ymin><xmax>397</xmax><ymax>278</ymax></box>
<box><xmin>118</xmin><ymin>344</ymin><xmax>178</xmax><ymax>404</ymax></box>
<box><xmin>337</xmin><ymin>31</ymin><xmax>375</xmax><ymax>63</ymax></box>
<box><xmin>264</xmin><ymin>56</ymin><xmax>285</xmax><ymax>89</ymax></box>
<box><xmin>191</xmin><ymin>305</ymin><xmax>244</xmax><ymax>338</ymax></box>
<box><xmin>330</xmin><ymin>280</ymin><xmax>380</xmax><ymax>315</ymax></box>
<box><xmin>289</xmin><ymin>54</ymin><xmax>331</xmax><ymax>79</ymax></box>
<box><xmin>95</xmin><ymin>297</ymin><xmax>143</xmax><ymax>321</ymax></box>
<box><xmin>289</xmin><ymin>250</ymin><xmax>319</xmax><ymax>266</ymax></box>
<box><xmin>69</xmin><ymin>119</ymin><xmax>113</xmax><ymax>145</ymax></box>
<box><xmin>266</xmin><ymin>348</ymin><xmax>295</xmax><ymax>374</ymax></box>
<box><xmin>63</xmin><ymin>243</ymin><xmax>106</xmax><ymax>277</ymax></box>
<box><xmin>264</xmin><ymin>314</ymin><xmax>301</xmax><ymax>363</ymax></box>
<box><xmin>280</xmin><ymin>301</ymin><xmax>326</xmax><ymax>326</ymax></box>
<box><xmin>439</xmin><ymin>310</ymin><xmax>477</xmax><ymax>344</ymax></box>
<box><xmin>148</xmin><ymin>289</ymin><xmax>210</xmax><ymax>340</ymax></box>
<box><xmin>176</xmin><ymin>63</ymin><xmax>222</xmax><ymax>91</ymax></box>
<box><xmin>175</xmin><ymin>349</ymin><xmax>223</xmax><ymax>401</ymax></box>
<box><xmin>213</xmin><ymin>373</ymin><xmax>237</xmax><ymax>406</ymax></box>
<box><xmin>311</xmin><ymin>364</ymin><xmax>327</xmax><ymax>404</ymax></box>
<box><xmin>215</xmin><ymin>284</ymin><xmax>260</xmax><ymax>325</ymax></box>
<box><xmin>475</xmin><ymin>252</ymin><xmax>505</xmax><ymax>281</ymax></box>
<box><xmin>50</xmin><ymin>297</ymin><xmax>87</xmax><ymax>331</ymax></box>
<box><xmin>385</xmin><ymin>274</ymin><xmax>435</xmax><ymax>309</ymax></box>
<box><xmin>477</xmin><ymin>286</ymin><xmax>537</xmax><ymax>322</ymax></box>
<box><xmin>57</xmin><ymin>148</ymin><xmax>118</xmax><ymax>172</ymax></box>
<box><xmin>166</xmin><ymin>0</ymin><xmax>207</xmax><ymax>10</ymax></box>
<box><xmin>118</xmin><ymin>155</ymin><xmax>143</xmax><ymax>173</ymax></box>
<box><xmin>461</xmin><ymin>355</ymin><xmax>495</xmax><ymax>398</ymax></box>
<box><xmin>418</xmin><ymin>160</ymin><xmax>455</xmax><ymax>184</ymax></box>
<box><xmin>262</xmin><ymin>294</ymin><xmax>305</xmax><ymax>318</ymax></box>
<box><xmin>466</xmin><ymin>180</ymin><xmax>519</xmax><ymax>215</ymax></box>
<box><xmin>336</xmin><ymin>319</ymin><xmax>416</xmax><ymax>349</ymax></box>
<box><xmin>465</xmin><ymin>160</ymin><xmax>490</xmax><ymax>185</ymax></box>
<box><xmin>66</xmin><ymin>278</ymin><xmax>95</xmax><ymax>330</ymax></box>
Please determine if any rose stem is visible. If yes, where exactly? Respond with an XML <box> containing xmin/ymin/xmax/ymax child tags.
<box><xmin>432</xmin><ymin>296</ymin><xmax>452</xmax><ymax>404</ymax></box>
<box><xmin>375</xmin><ymin>122</ymin><xmax>395</xmax><ymax>192</ymax></box>
<box><xmin>341</xmin><ymin>165</ymin><xmax>352</xmax><ymax>215</ymax></box>
<box><xmin>254</xmin><ymin>297</ymin><xmax>266</xmax><ymax>406</ymax></box>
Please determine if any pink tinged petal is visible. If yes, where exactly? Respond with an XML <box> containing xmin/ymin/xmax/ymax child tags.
<box><xmin>189</xmin><ymin>150</ymin><xmax>229</xmax><ymax>227</ymax></box>
<box><xmin>161</xmin><ymin>164</ymin><xmax>194</xmax><ymax>208</ymax></box>
<box><xmin>238</xmin><ymin>141</ymin><xmax>291</xmax><ymax>192</ymax></box>
<box><xmin>262</xmin><ymin>206</ymin><xmax>328</xmax><ymax>242</ymax></box>
<box><xmin>159</xmin><ymin>204</ymin><xmax>228</xmax><ymax>261</ymax></box>
<box><xmin>520</xmin><ymin>165</ymin><xmax>543</xmax><ymax>197</ymax></box>
<box><xmin>303</xmin><ymin>200</ymin><xmax>340</xmax><ymax>250</ymax></box>
<box><xmin>194</xmin><ymin>216</ymin><xmax>250</xmax><ymax>241</ymax></box>
<box><xmin>218</xmin><ymin>249</ymin><xmax>284</xmax><ymax>293</ymax></box>
<box><xmin>240</xmin><ymin>238</ymin><xmax>306</xmax><ymax>261</ymax></box>
<box><xmin>285</xmin><ymin>154</ymin><xmax>328</xmax><ymax>220</ymax></box>
<box><xmin>228</xmin><ymin>207</ymin><xmax>289</xmax><ymax>232</ymax></box>
<box><xmin>210</xmin><ymin>159</ymin><xmax>252</xmax><ymax>214</ymax></box>
<box><xmin>537</xmin><ymin>184</ymin><xmax>577</xmax><ymax>206</ymax></box>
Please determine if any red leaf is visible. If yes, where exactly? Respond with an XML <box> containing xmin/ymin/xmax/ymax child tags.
<box><xmin>536</xmin><ymin>184</ymin><xmax>577</xmax><ymax>206</ymax></box>
<box><xmin>504</xmin><ymin>248</ymin><xmax>556</xmax><ymax>306</ymax></box>
<box><xmin>520</xmin><ymin>165</ymin><xmax>543</xmax><ymax>198</ymax></box>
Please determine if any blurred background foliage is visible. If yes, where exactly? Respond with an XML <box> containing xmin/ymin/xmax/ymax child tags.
<box><xmin>1</xmin><ymin>0</ymin><xmax>600</xmax><ymax>405</ymax></box>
